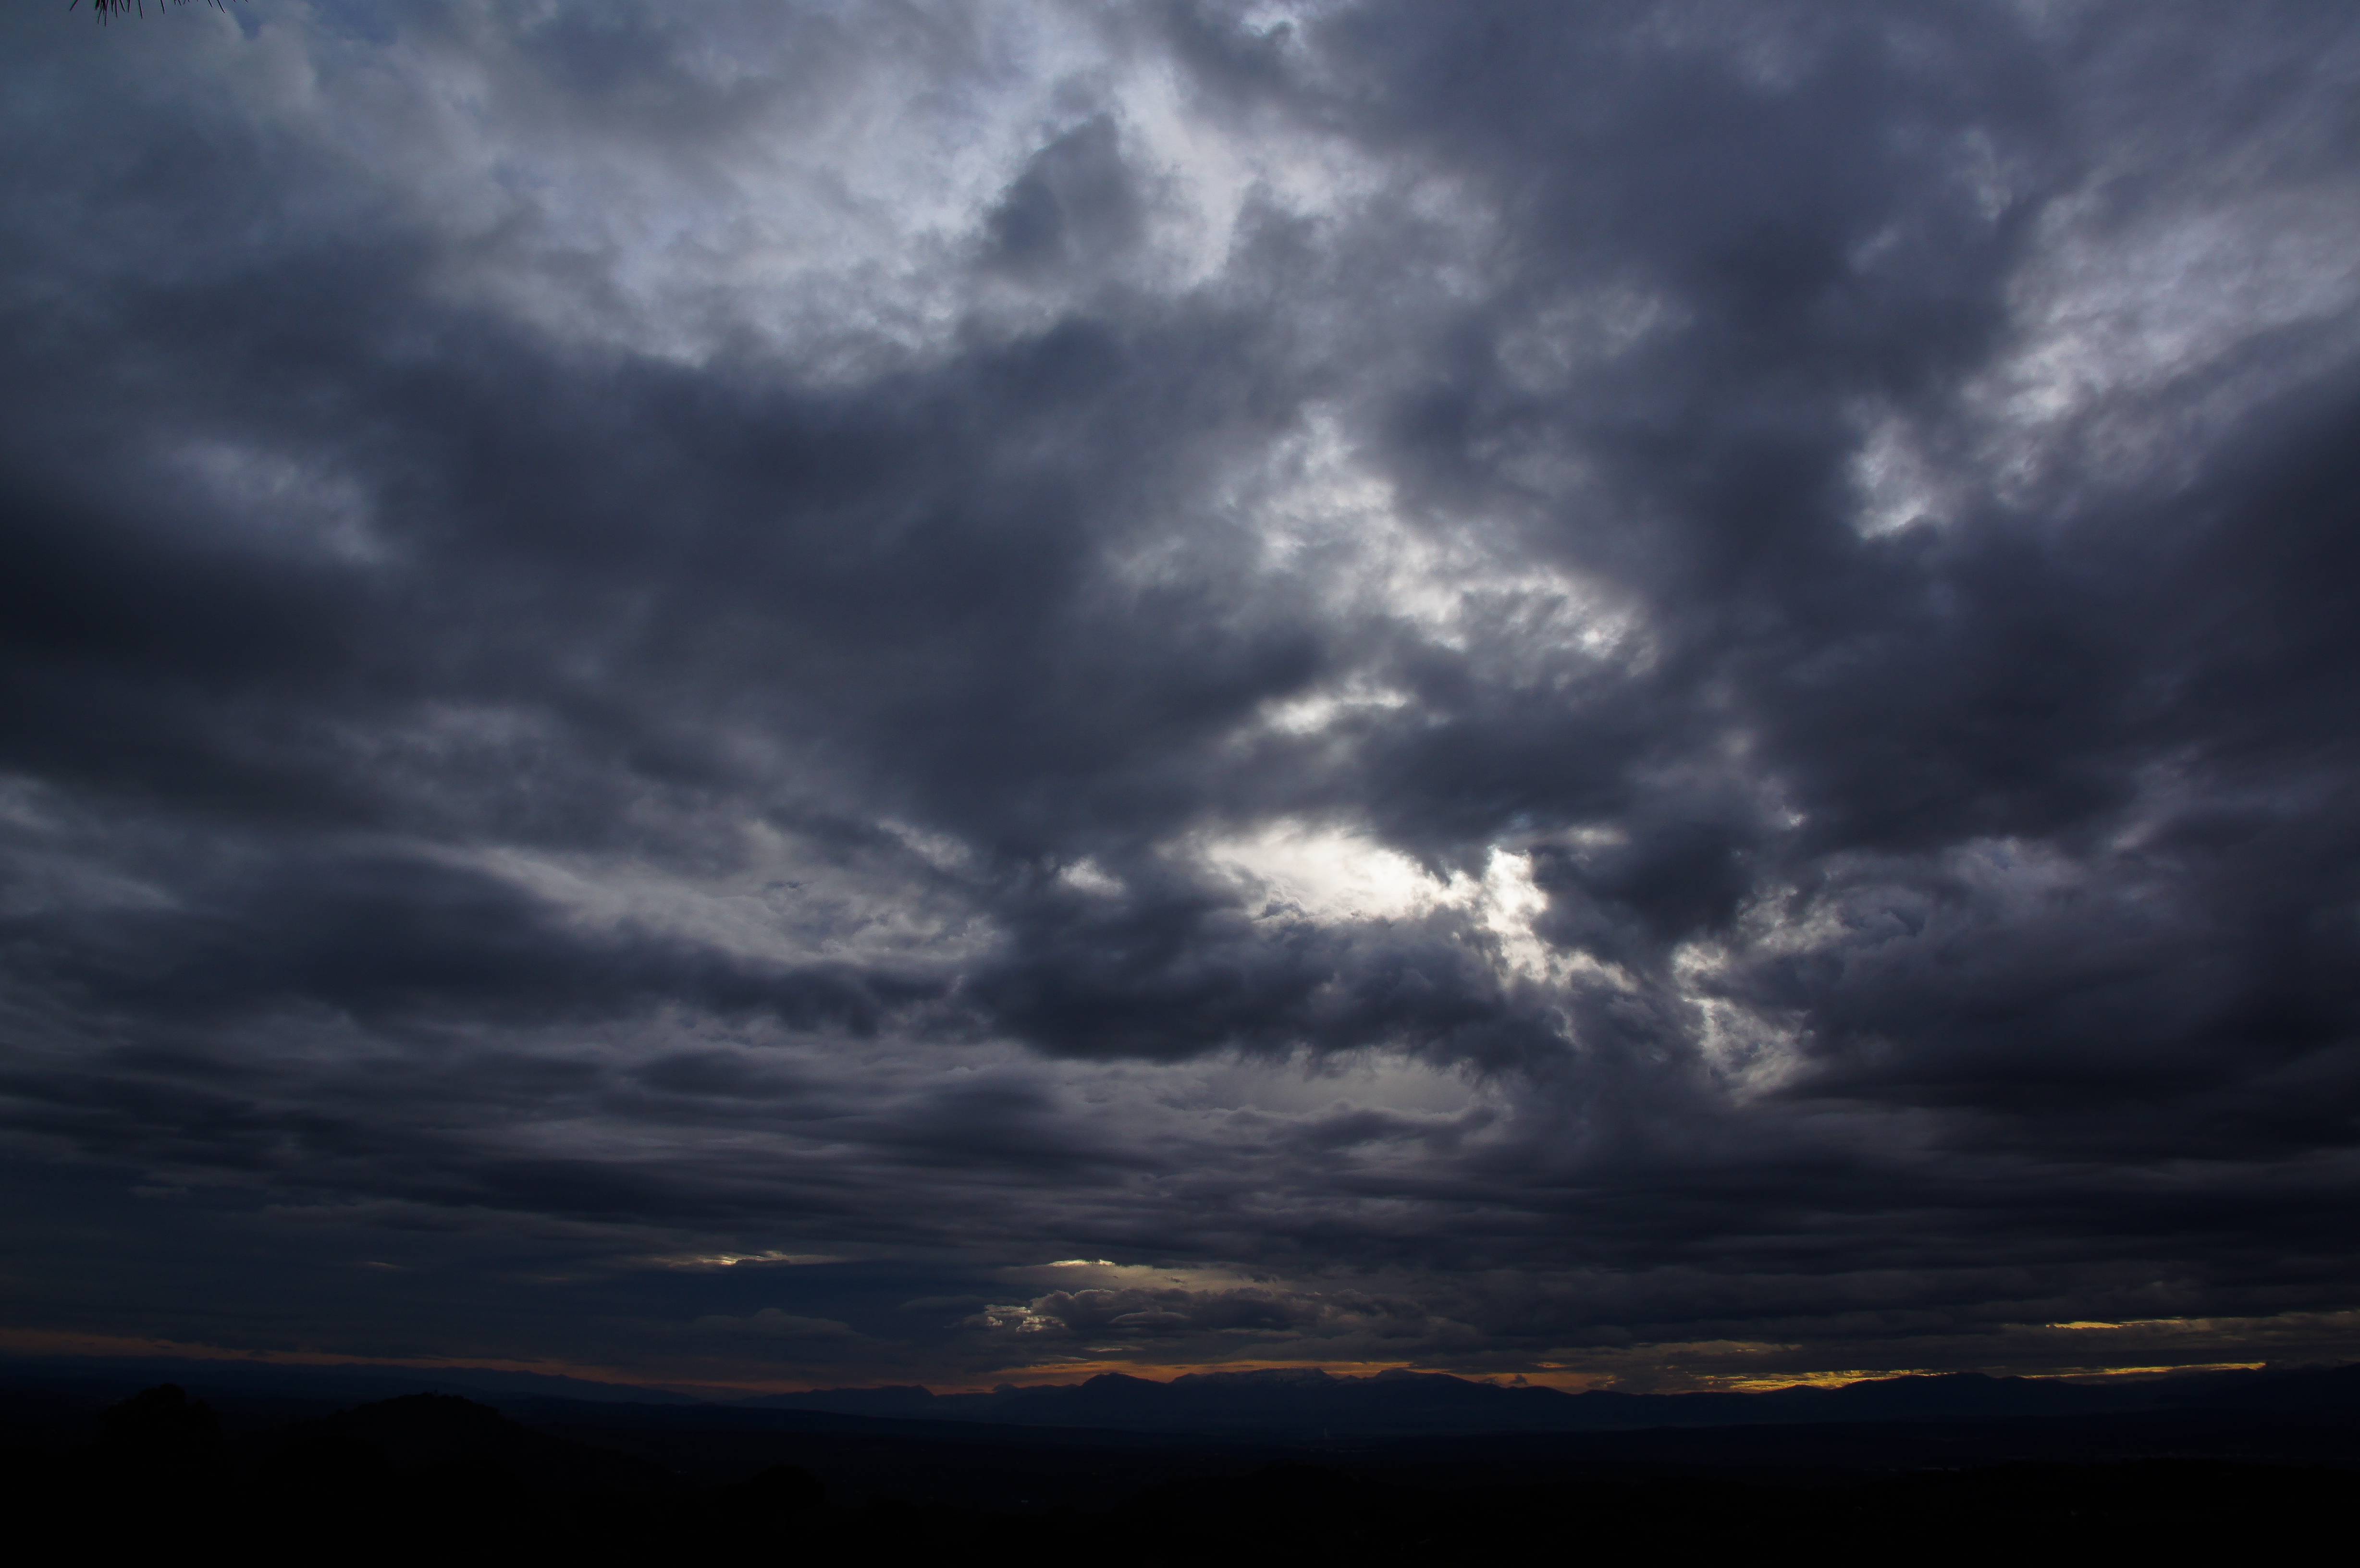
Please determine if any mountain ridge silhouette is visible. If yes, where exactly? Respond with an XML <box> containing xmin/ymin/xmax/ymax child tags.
<box><xmin>4</xmin><ymin>1373</ymin><xmax>2352</xmax><ymax>1560</ymax></box>
<box><xmin>739</xmin><ymin>1362</ymin><xmax>2354</xmax><ymax>1436</ymax></box>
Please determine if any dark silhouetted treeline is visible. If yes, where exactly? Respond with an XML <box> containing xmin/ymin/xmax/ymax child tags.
<box><xmin>3</xmin><ymin>1380</ymin><xmax>2356</xmax><ymax>1561</ymax></box>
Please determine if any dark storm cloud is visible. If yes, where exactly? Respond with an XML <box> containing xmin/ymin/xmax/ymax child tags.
<box><xmin>1</xmin><ymin>0</ymin><xmax>2357</xmax><ymax>1386</ymax></box>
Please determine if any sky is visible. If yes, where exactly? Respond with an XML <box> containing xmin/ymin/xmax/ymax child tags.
<box><xmin>2</xmin><ymin>0</ymin><xmax>2358</xmax><ymax>1397</ymax></box>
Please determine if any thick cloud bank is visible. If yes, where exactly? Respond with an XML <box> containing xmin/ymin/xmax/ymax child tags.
<box><xmin>3</xmin><ymin>1</ymin><xmax>2358</xmax><ymax>1390</ymax></box>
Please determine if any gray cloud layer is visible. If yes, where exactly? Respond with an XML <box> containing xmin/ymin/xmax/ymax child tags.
<box><xmin>3</xmin><ymin>0</ymin><xmax>2358</xmax><ymax>1390</ymax></box>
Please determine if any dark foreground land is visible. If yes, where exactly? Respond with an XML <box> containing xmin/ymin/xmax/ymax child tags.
<box><xmin>4</xmin><ymin>1369</ymin><xmax>2356</xmax><ymax>1563</ymax></box>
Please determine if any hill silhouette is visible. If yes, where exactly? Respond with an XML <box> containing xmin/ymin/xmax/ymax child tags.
<box><xmin>264</xmin><ymin>1391</ymin><xmax>673</xmax><ymax>1494</ymax></box>
<box><xmin>745</xmin><ymin>1361</ymin><xmax>2354</xmax><ymax>1437</ymax></box>
<box><xmin>2</xmin><ymin>1369</ymin><xmax>2354</xmax><ymax>1561</ymax></box>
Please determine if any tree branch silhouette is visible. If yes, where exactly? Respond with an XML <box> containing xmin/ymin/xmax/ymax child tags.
<box><xmin>75</xmin><ymin>0</ymin><xmax>241</xmax><ymax>24</ymax></box>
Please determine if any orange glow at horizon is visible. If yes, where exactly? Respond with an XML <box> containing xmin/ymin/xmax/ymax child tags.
<box><xmin>0</xmin><ymin>1326</ymin><xmax>761</xmax><ymax>1396</ymax></box>
<box><xmin>0</xmin><ymin>1324</ymin><xmax>2287</xmax><ymax>1400</ymax></box>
